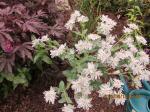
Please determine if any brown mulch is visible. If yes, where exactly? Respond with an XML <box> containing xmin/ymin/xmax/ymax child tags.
<box><xmin>0</xmin><ymin>74</ymin><xmax>124</xmax><ymax>112</ymax></box>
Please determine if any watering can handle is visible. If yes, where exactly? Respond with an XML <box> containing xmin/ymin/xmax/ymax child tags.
<box><xmin>141</xmin><ymin>80</ymin><xmax>150</xmax><ymax>91</ymax></box>
<box><xmin>119</xmin><ymin>75</ymin><xmax>130</xmax><ymax>95</ymax></box>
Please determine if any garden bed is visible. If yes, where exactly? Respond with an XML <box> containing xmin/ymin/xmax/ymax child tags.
<box><xmin>0</xmin><ymin>0</ymin><xmax>149</xmax><ymax>112</ymax></box>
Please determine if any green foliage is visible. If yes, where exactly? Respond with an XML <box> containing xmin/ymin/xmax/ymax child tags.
<box><xmin>0</xmin><ymin>68</ymin><xmax>31</xmax><ymax>97</ymax></box>
<box><xmin>57</xmin><ymin>81</ymin><xmax>72</xmax><ymax>104</ymax></box>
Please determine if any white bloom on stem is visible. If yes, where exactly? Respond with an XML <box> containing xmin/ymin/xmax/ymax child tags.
<box><xmin>115</xmin><ymin>50</ymin><xmax>133</xmax><ymax>60</ymax></box>
<box><xmin>62</xmin><ymin>104</ymin><xmax>75</xmax><ymax>112</ymax></box>
<box><xmin>75</xmin><ymin>40</ymin><xmax>92</xmax><ymax>54</ymax></box>
<box><xmin>98</xmin><ymin>83</ymin><xmax>113</xmax><ymax>97</ymax></box>
<box><xmin>32</xmin><ymin>38</ymin><xmax>41</xmax><ymax>47</ymax></box>
<box><xmin>106</xmin><ymin>57</ymin><xmax>120</xmax><ymax>68</ymax></box>
<box><xmin>106</xmin><ymin>35</ymin><xmax>116</xmax><ymax>44</ymax></box>
<box><xmin>129</xmin><ymin>58</ymin><xmax>145</xmax><ymax>75</ymax></box>
<box><xmin>41</xmin><ymin>34</ymin><xmax>49</xmax><ymax>42</ymax></box>
<box><xmin>82</xmin><ymin>62</ymin><xmax>103</xmax><ymax>80</ymax></box>
<box><xmin>50</xmin><ymin>44</ymin><xmax>66</xmax><ymax>58</ymax></box>
<box><xmin>65</xmin><ymin>10</ymin><xmax>81</xmax><ymax>30</ymax></box>
<box><xmin>123</xmin><ymin>26</ymin><xmax>133</xmax><ymax>34</ymax></box>
<box><xmin>128</xmin><ymin>23</ymin><xmax>139</xmax><ymax>30</ymax></box>
<box><xmin>71</xmin><ymin>10</ymin><xmax>81</xmax><ymax>19</ymax></box>
<box><xmin>76</xmin><ymin>97</ymin><xmax>92</xmax><ymax>110</ymax></box>
<box><xmin>139</xmin><ymin>70</ymin><xmax>150</xmax><ymax>81</ymax></box>
<box><xmin>101</xmin><ymin>40</ymin><xmax>113</xmax><ymax>52</ymax></box>
<box><xmin>112</xmin><ymin>78</ymin><xmax>124</xmax><ymax>89</ymax></box>
<box><xmin>132</xmin><ymin>76</ymin><xmax>142</xmax><ymax>89</ymax></box>
<box><xmin>77</xmin><ymin>15</ymin><xmax>89</xmax><ymax>23</ymax></box>
<box><xmin>97</xmin><ymin>49</ymin><xmax>111</xmax><ymax>63</ymax></box>
<box><xmin>113</xmin><ymin>90</ymin><xmax>126</xmax><ymax>106</ymax></box>
<box><xmin>97</xmin><ymin>15</ymin><xmax>117</xmax><ymax>35</ymax></box>
<box><xmin>135</xmin><ymin>35</ymin><xmax>147</xmax><ymax>45</ymax></box>
<box><xmin>65</xmin><ymin>20</ymin><xmax>75</xmax><ymax>30</ymax></box>
<box><xmin>139</xmin><ymin>51</ymin><xmax>149</xmax><ymax>65</ymax></box>
<box><xmin>71</xmin><ymin>76</ymin><xmax>91</xmax><ymax>95</ymax></box>
<box><xmin>43</xmin><ymin>87</ymin><xmax>57</xmax><ymax>104</ymax></box>
<box><xmin>87</xmin><ymin>33</ymin><xmax>101</xmax><ymax>40</ymax></box>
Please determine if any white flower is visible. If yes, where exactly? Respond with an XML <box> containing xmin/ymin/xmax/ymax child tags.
<box><xmin>106</xmin><ymin>35</ymin><xmax>116</xmax><ymax>44</ymax></box>
<box><xmin>71</xmin><ymin>76</ymin><xmax>91</xmax><ymax>95</ymax></box>
<box><xmin>106</xmin><ymin>57</ymin><xmax>120</xmax><ymax>68</ymax></box>
<box><xmin>139</xmin><ymin>51</ymin><xmax>149</xmax><ymax>65</ymax></box>
<box><xmin>87</xmin><ymin>33</ymin><xmax>101</xmax><ymax>40</ymax></box>
<box><xmin>98</xmin><ymin>83</ymin><xmax>113</xmax><ymax>97</ymax></box>
<box><xmin>41</xmin><ymin>34</ymin><xmax>49</xmax><ymax>42</ymax></box>
<box><xmin>32</xmin><ymin>38</ymin><xmax>41</xmax><ymax>47</ymax></box>
<box><xmin>43</xmin><ymin>87</ymin><xmax>57</xmax><ymax>104</ymax></box>
<box><xmin>76</xmin><ymin>97</ymin><xmax>92</xmax><ymax>110</ymax></box>
<box><xmin>132</xmin><ymin>76</ymin><xmax>142</xmax><ymax>89</ymax></box>
<box><xmin>75</xmin><ymin>40</ymin><xmax>92</xmax><ymax>54</ymax></box>
<box><xmin>135</xmin><ymin>35</ymin><xmax>147</xmax><ymax>45</ymax></box>
<box><xmin>139</xmin><ymin>70</ymin><xmax>150</xmax><ymax>81</ymax></box>
<box><xmin>123</xmin><ymin>23</ymin><xmax>139</xmax><ymax>34</ymax></box>
<box><xmin>77</xmin><ymin>15</ymin><xmax>89</xmax><ymax>23</ymax></box>
<box><xmin>123</xmin><ymin>37</ymin><xmax>134</xmax><ymax>45</ymax></box>
<box><xmin>50</xmin><ymin>44</ymin><xmax>66</xmax><ymax>58</ymax></box>
<box><xmin>65</xmin><ymin>10</ymin><xmax>81</xmax><ymax>30</ymax></box>
<box><xmin>128</xmin><ymin>23</ymin><xmax>139</xmax><ymax>30</ymax></box>
<box><xmin>62</xmin><ymin>104</ymin><xmax>75</xmax><ymax>112</ymax></box>
<box><xmin>97</xmin><ymin>15</ymin><xmax>117</xmax><ymax>35</ymax></box>
<box><xmin>82</xmin><ymin>62</ymin><xmax>103</xmax><ymax>80</ymax></box>
<box><xmin>123</xmin><ymin>26</ymin><xmax>133</xmax><ymax>34</ymax></box>
<box><xmin>113</xmin><ymin>90</ymin><xmax>126</xmax><ymax>106</ymax></box>
<box><xmin>112</xmin><ymin>78</ymin><xmax>124</xmax><ymax>89</ymax></box>
<box><xmin>115</xmin><ymin>50</ymin><xmax>133</xmax><ymax>60</ymax></box>
<box><xmin>97</xmin><ymin>49</ymin><xmax>111</xmax><ymax>63</ymax></box>
<box><xmin>65</xmin><ymin>21</ymin><xmax>74</xmax><ymax>30</ymax></box>
<box><xmin>101</xmin><ymin>40</ymin><xmax>113</xmax><ymax>52</ymax></box>
<box><xmin>129</xmin><ymin>58</ymin><xmax>145</xmax><ymax>75</ymax></box>
<box><xmin>72</xmin><ymin>10</ymin><xmax>81</xmax><ymax>19</ymax></box>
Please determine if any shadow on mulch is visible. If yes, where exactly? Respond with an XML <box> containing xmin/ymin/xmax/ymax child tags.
<box><xmin>0</xmin><ymin>71</ymin><xmax>124</xmax><ymax>112</ymax></box>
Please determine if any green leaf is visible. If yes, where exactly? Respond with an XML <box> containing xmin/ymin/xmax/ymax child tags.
<box><xmin>0</xmin><ymin>75</ymin><xmax>4</xmax><ymax>83</ymax></box>
<box><xmin>59</xmin><ymin>81</ymin><xmax>65</xmax><ymax>91</ymax></box>
<box><xmin>42</xmin><ymin>55</ymin><xmax>52</xmax><ymax>64</ymax></box>
<box><xmin>58</xmin><ymin>98</ymin><xmax>66</xmax><ymax>103</ymax></box>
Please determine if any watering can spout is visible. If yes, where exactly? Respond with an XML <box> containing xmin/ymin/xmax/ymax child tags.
<box><xmin>142</xmin><ymin>80</ymin><xmax>150</xmax><ymax>91</ymax></box>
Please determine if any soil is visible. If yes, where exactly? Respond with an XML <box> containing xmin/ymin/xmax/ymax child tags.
<box><xmin>0</xmin><ymin>76</ymin><xmax>124</xmax><ymax>112</ymax></box>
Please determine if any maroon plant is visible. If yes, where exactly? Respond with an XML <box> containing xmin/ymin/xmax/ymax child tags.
<box><xmin>0</xmin><ymin>1</ymin><xmax>68</xmax><ymax>73</ymax></box>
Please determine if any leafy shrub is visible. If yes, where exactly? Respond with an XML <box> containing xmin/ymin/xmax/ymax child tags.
<box><xmin>0</xmin><ymin>0</ymin><xmax>67</xmax><ymax>73</ymax></box>
<box><xmin>33</xmin><ymin>10</ymin><xmax>149</xmax><ymax>111</ymax></box>
<box><xmin>0</xmin><ymin>0</ymin><xmax>67</xmax><ymax>97</ymax></box>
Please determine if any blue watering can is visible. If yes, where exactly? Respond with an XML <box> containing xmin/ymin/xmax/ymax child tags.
<box><xmin>120</xmin><ymin>75</ymin><xmax>150</xmax><ymax>112</ymax></box>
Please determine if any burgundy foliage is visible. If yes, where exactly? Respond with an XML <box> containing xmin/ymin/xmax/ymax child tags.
<box><xmin>0</xmin><ymin>0</ymin><xmax>68</xmax><ymax>73</ymax></box>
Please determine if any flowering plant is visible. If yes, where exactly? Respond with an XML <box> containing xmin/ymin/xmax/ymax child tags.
<box><xmin>32</xmin><ymin>10</ymin><xmax>149</xmax><ymax>111</ymax></box>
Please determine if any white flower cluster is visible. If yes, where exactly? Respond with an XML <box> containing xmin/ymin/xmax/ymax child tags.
<box><xmin>62</xmin><ymin>104</ymin><xmax>75</xmax><ymax>112</ymax></box>
<box><xmin>123</xmin><ymin>23</ymin><xmax>139</xmax><ymax>34</ymax></box>
<box><xmin>44</xmin><ymin>11</ymin><xmax>150</xmax><ymax>111</ymax></box>
<box><xmin>98</xmin><ymin>79</ymin><xmax>125</xmax><ymax>106</ymax></box>
<box><xmin>50</xmin><ymin>43</ymin><xmax>66</xmax><ymax>58</ymax></box>
<box><xmin>97</xmin><ymin>15</ymin><xmax>117</xmax><ymax>35</ymax></box>
<box><xmin>75</xmin><ymin>40</ymin><xmax>92</xmax><ymax>54</ymax></box>
<box><xmin>43</xmin><ymin>87</ymin><xmax>57</xmax><ymax>104</ymax></box>
<box><xmin>82</xmin><ymin>62</ymin><xmax>103</xmax><ymax>80</ymax></box>
<box><xmin>65</xmin><ymin>10</ymin><xmax>89</xmax><ymax>30</ymax></box>
<box><xmin>32</xmin><ymin>35</ymin><xmax>49</xmax><ymax>47</ymax></box>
